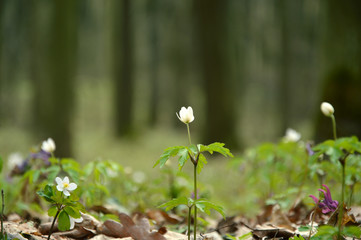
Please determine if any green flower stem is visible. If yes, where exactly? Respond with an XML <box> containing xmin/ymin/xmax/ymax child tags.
<box><xmin>48</xmin><ymin>209</ymin><xmax>61</xmax><ymax>240</ymax></box>
<box><xmin>331</xmin><ymin>115</ymin><xmax>337</xmax><ymax>140</ymax></box>
<box><xmin>188</xmin><ymin>206</ymin><xmax>192</xmax><ymax>240</ymax></box>
<box><xmin>186</xmin><ymin>124</ymin><xmax>192</xmax><ymax>146</ymax></box>
<box><xmin>337</xmin><ymin>162</ymin><xmax>346</xmax><ymax>240</ymax></box>
<box><xmin>194</xmin><ymin>164</ymin><xmax>197</xmax><ymax>240</ymax></box>
<box><xmin>1</xmin><ymin>190</ymin><xmax>4</xmax><ymax>238</ymax></box>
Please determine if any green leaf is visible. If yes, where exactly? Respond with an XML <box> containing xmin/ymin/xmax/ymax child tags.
<box><xmin>238</xmin><ymin>232</ymin><xmax>253</xmax><ymax>240</ymax></box>
<box><xmin>153</xmin><ymin>146</ymin><xmax>186</xmax><ymax>168</ymax></box>
<box><xmin>158</xmin><ymin>197</ymin><xmax>191</xmax><ymax>211</ymax></box>
<box><xmin>343</xmin><ymin>226</ymin><xmax>361</xmax><ymax>238</ymax></box>
<box><xmin>290</xmin><ymin>236</ymin><xmax>306</xmax><ymax>240</ymax></box>
<box><xmin>314</xmin><ymin>226</ymin><xmax>338</xmax><ymax>238</ymax></box>
<box><xmin>48</xmin><ymin>205</ymin><xmax>58</xmax><ymax>217</ymax></box>
<box><xmin>37</xmin><ymin>185</ymin><xmax>55</xmax><ymax>203</ymax></box>
<box><xmin>178</xmin><ymin>148</ymin><xmax>189</xmax><ymax>170</ymax></box>
<box><xmin>0</xmin><ymin>156</ymin><xmax>3</xmax><ymax>173</ymax></box>
<box><xmin>197</xmin><ymin>153</ymin><xmax>208</xmax><ymax>174</ymax></box>
<box><xmin>64</xmin><ymin>206</ymin><xmax>81</xmax><ymax>218</ymax></box>
<box><xmin>195</xmin><ymin>198</ymin><xmax>225</xmax><ymax>218</ymax></box>
<box><xmin>200</xmin><ymin>142</ymin><xmax>233</xmax><ymax>158</ymax></box>
<box><xmin>58</xmin><ymin>210</ymin><xmax>70</xmax><ymax>231</ymax></box>
<box><xmin>298</xmin><ymin>226</ymin><xmax>311</xmax><ymax>232</ymax></box>
<box><xmin>225</xmin><ymin>234</ymin><xmax>238</xmax><ymax>240</ymax></box>
<box><xmin>43</xmin><ymin>165</ymin><xmax>61</xmax><ymax>181</ymax></box>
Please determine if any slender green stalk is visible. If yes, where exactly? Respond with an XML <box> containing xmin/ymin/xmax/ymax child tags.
<box><xmin>186</xmin><ymin>124</ymin><xmax>192</xmax><ymax>146</ymax></box>
<box><xmin>348</xmin><ymin>184</ymin><xmax>354</xmax><ymax>206</ymax></box>
<box><xmin>193</xmin><ymin>164</ymin><xmax>197</xmax><ymax>240</ymax></box>
<box><xmin>331</xmin><ymin>115</ymin><xmax>337</xmax><ymax>140</ymax></box>
<box><xmin>47</xmin><ymin>209</ymin><xmax>61</xmax><ymax>240</ymax></box>
<box><xmin>188</xmin><ymin>206</ymin><xmax>192</xmax><ymax>240</ymax></box>
<box><xmin>337</xmin><ymin>162</ymin><xmax>346</xmax><ymax>240</ymax></box>
<box><xmin>1</xmin><ymin>190</ymin><xmax>4</xmax><ymax>238</ymax></box>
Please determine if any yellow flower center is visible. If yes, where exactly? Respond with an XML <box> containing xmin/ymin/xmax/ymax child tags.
<box><xmin>63</xmin><ymin>183</ymin><xmax>69</xmax><ymax>188</ymax></box>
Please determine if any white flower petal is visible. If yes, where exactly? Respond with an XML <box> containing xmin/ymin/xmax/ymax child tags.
<box><xmin>187</xmin><ymin>107</ymin><xmax>193</xmax><ymax>116</ymax></box>
<box><xmin>69</xmin><ymin>216</ymin><xmax>75</xmax><ymax>229</ymax></box>
<box><xmin>57</xmin><ymin>185</ymin><xmax>64</xmax><ymax>192</ymax></box>
<box><xmin>67</xmin><ymin>183</ymin><xmax>77</xmax><ymax>191</ymax></box>
<box><xmin>177</xmin><ymin>106</ymin><xmax>195</xmax><ymax>124</ymax></box>
<box><xmin>47</xmin><ymin>138</ymin><xmax>56</xmax><ymax>152</ymax></box>
<box><xmin>63</xmin><ymin>189</ymin><xmax>70</xmax><ymax>196</ymax></box>
<box><xmin>176</xmin><ymin>112</ymin><xmax>181</xmax><ymax>121</ymax></box>
<box><xmin>74</xmin><ymin>217</ymin><xmax>83</xmax><ymax>223</ymax></box>
<box><xmin>63</xmin><ymin>176</ymin><xmax>69</xmax><ymax>184</ymax></box>
<box><xmin>55</xmin><ymin>177</ymin><xmax>63</xmax><ymax>185</ymax></box>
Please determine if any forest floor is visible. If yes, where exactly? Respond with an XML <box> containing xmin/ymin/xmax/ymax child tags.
<box><xmin>3</xmin><ymin>201</ymin><xmax>361</xmax><ymax>240</ymax></box>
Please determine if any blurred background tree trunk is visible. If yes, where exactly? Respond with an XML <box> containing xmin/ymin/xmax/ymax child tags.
<box><xmin>277</xmin><ymin>0</ymin><xmax>290</xmax><ymax>134</ymax></box>
<box><xmin>30</xmin><ymin>0</ymin><xmax>77</xmax><ymax>157</ymax></box>
<box><xmin>146</xmin><ymin>0</ymin><xmax>160</xmax><ymax>128</ymax></box>
<box><xmin>194</xmin><ymin>0</ymin><xmax>239</xmax><ymax>149</ymax></box>
<box><xmin>314</xmin><ymin>0</ymin><xmax>361</xmax><ymax>142</ymax></box>
<box><xmin>113</xmin><ymin>0</ymin><xmax>134</xmax><ymax>137</ymax></box>
<box><xmin>0</xmin><ymin>0</ymin><xmax>28</xmax><ymax>125</ymax></box>
<box><xmin>0</xmin><ymin>0</ymin><xmax>3</xmax><ymax>121</ymax></box>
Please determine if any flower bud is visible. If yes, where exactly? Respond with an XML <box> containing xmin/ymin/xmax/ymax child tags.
<box><xmin>41</xmin><ymin>138</ymin><xmax>56</xmax><ymax>153</ymax></box>
<box><xmin>176</xmin><ymin>106</ymin><xmax>195</xmax><ymax>124</ymax></box>
<box><xmin>284</xmin><ymin>128</ymin><xmax>301</xmax><ymax>142</ymax></box>
<box><xmin>320</xmin><ymin>102</ymin><xmax>334</xmax><ymax>117</ymax></box>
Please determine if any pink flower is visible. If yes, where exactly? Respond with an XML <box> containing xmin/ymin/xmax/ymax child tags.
<box><xmin>309</xmin><ymin>184</ymin><xmax>338</xmax><ymax>214</ymax></box>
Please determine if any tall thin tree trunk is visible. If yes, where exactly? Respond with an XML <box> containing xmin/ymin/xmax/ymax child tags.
<box><xmin>146</xmin><ymin>0</ymin><xmax>160</xmax><ymax>127</ymax></box>
<box><xmin>30</xmin><ymin>0</ymin><xmax>77</xmax><ymax>157</ymax></box>
<box><xmin>315</xmin><ymin>0</ymin><xmax>361</xmax><ymax>141</ymax></box>
<box><xmin>0</xmin><ymin>0</ymin><xmax>4</xmax><ymax>121</ymax></box>
<box><xmin>277</xmin><ymin>0</ymin><xmax>290</xmax><ymax>133</ymax></box>
<box><xmin>194</xmin><ymin>0</ymin><xmax>238</xmax><ymax>148</ymax></box>
<box><xmin>113</xmin><ymin>0</ymin><xmax>134</xmax><ymax>136</ymax></box>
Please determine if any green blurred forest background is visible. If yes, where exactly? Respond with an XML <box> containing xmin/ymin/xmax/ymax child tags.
<box><xmin>1</xmin><ymin>0</ymin><xmax>361</xmax><ymax>198</ymax></box>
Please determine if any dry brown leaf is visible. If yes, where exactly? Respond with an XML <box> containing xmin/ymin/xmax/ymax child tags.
<box><xmin>146</xmin><ymin>209</ymin><xmax>182</xmax><ymax>225</ymax></box>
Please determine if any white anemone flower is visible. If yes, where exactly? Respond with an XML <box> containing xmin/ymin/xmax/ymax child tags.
<box><xmin>55</xmin><ymin>176</ymin><xmax>77</xmax><ymax>196</ymax></box>
<box><xmin>320</xmin><ymin>102</ymin><xmax>334</xmax><ymax>117</ymax></box>
<box><xmin>7</xmin><ymin>152</ymin><xmax>23</xmax><ymax>170</ymax></box>
<box><xmin>284</xmin><ymin>128</ymin><xmax>301</xmax><ymax>142</ymax></box>
<box><xmin>176</xmin><ymin>106</ymin><xmax>194</xmax><ymax>124</ymax></box>
<box><xmin>69</xmin><ymin>216</ymin><xmax>83</xmax><ymax>229</ymax></box>
<box><xmin>41</xmin><ymin>138</ymin><xmax>56</xmax><ymax>153</ymax></box>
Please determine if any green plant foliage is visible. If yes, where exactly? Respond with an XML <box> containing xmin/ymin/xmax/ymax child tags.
<box><xmin>231</xmin><ymin>140</ymin><xmax>309</xmax><ymax>210</ymax></box>
<box><xmin>57</xmin><ymin>210</ymin><xmax>70</xmax><ymax>231</ymax></box>
<box><xmin>195</xmin><ymin>198</ymin><xmax>225</xmax><ymax>218</ymax></box>
<box><xmin>197</xmin><ymin>154</ymin><xmax>207</xmax><ymax>174</ymax></box>
<box><xmin>153</xmin><ymin>146</ymin><xmax>187</xmax><ymax>168</ymax></box>
<box><xmin>0</xmin><ymin>156</ymin><xmax>2</xmax><ymax>174</ymax></box>
<box><xmin>37</xmin><ymin>183</ymin><xmax>85</xmax><ymax>235</ymax></box>
<box><xmin>199</xmin><ymin>142</ymin><xmax>233</xmax><ymax>158</ymax></box>
<box><xmin>225</xmin><ymin>232</ymin><xmax>252</xmax><ymax>240</ymax></box>
<box><xmin>313</xmin><ymin>226</ymin><xmax>338</xmax><ymax>239</ymax></box>
<box><xmin>289</xmin><ymin>236</ymin><xmax>306</xmax><ymax>240</ymax></box>
<box><xmin>159</xmin><ymin>197</ymin><xmax>192</xmax><ymax>211</ymax></box>
<box><xmin>343</xmin><ymin>226</ymin><xmax>361</xmax><ymax>238</ymax></box>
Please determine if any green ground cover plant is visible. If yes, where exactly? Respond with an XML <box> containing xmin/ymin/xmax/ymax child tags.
<box><xmin>154</xmin><ymin>106</ymin><xmax>233</xmax><ymax>240</ymax></box>
<box><xmin>0</xmin><ymin>102</ymin><xmax>361</xmax><ymax>239</ymax></box>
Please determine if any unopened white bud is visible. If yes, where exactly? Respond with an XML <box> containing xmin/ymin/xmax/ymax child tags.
<box><xmin>321</xmin><ymin>102</ymin><xmax>334</xmax><ymax>117</ymax></box>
